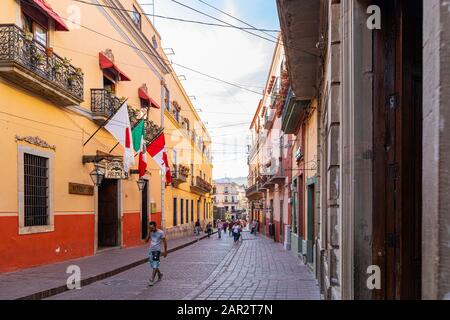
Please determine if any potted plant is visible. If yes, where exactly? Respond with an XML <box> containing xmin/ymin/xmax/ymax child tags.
<box><xmin>24</xmin><ymin>30</ymin><xmax>33</xmax><ymax>41</ymax></box>
<box><xmin>74</xmin><ymin>67</ymin><xmax>83</xmax><ymax>77</ymax></box>
<box><xmin>62</xmin><ymin>57</ymin><xmax>72</xmax><ymax>68</ymax></box>
<box><xmin>67</xmin><ymin>68</ymin><xmax>82</xmax><ymax>87</ymax></box>
<box><xmin>32</xmin><ymin>51</ymin><xmax>46</xmax><ymax>65</ymax></box>
<box><xmin>54</xmin><ymin>59</ymin><xmax>63</xmax><ymax>71</ymax></box>
<box><xmin>45</xmin><ymin>47</ymin><xmax>53</xmax><ymax>57</ymax></box>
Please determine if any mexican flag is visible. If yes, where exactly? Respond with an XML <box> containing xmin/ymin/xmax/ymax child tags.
<box><xmin>147</xmin><ymin>132</ymin><xmax>172</xmax><ymax>183</ymax></box>
<box><xmin>132</xmin><ymin>120</ymin><xmax>147</xmax><ymax>177</ymax></box>
<box><xmin>104</xmin><ymin>102</ymin><xmax>134</xmax><ymax>172</ymax></box>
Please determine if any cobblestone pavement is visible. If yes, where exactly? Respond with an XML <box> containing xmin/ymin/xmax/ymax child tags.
<box><xmin>0</xmin><ymin>234</ymin><xmax>207</xmax><ymax>300</ymax></box>
<box><xmin>48</xmin><ymin>232</ymin><xmax>320</xmax><ymax>300</ymax></box>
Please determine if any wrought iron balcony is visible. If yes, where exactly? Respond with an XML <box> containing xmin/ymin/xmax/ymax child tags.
<box><xmin>281</xmin><ymin>87</ymin><xmax>310</xmax><ymax>134</ymax></box>
<box><xmin>190</xmin><ymin>176</ymin><xmax>212</xmax><ymax>194</ymax></box>
<box><xmin>171</xmin><ymin>164</ymin><xmax>190</xmax><ymax>185</ymax></box>
<box><xmin>262</xmin><ymin>157</ymin><xmax>285</xmax><ymax>188</ymax></box>
<box><xmin>90</xmin><ymin>89</ymin><xmax>122</xmax><ymax>124</ymax></box>
<box><xmin>0</xmin><ymin>24</ymin><xmax>84</xmax><ymax>106</ymax></box>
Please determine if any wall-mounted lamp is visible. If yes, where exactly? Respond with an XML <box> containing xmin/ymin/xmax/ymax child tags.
<box><xmin>137</xmin><ymin>178</ymin><xmax>147</xmax><ymax>191</ymax></box>
<box><xmin>89</xmin><ymin>163</ymin><xmax>104</xmax><ymax>187</ymax></box>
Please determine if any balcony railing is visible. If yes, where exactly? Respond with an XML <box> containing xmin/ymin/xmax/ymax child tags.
<box><xmin>0</xmin><ymin>24</ymin><xmax>84</xmax><ymax>105</ymax></box>
<box><xmin>190</xmin><ymin>176</ymin><xmax>212</xmax><ymax>194</ymax></box>
<box><xmin>91</xmin><ymin>89</ymin><xmax>122</xmax><ymax>123</ymax></box>
<box><xmin>171</xmin><ymin>164</ymin><xmax>190</xmax><ymax>185</ymax></box>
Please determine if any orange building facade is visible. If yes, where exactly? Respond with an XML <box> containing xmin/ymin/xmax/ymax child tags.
<box><xmin>0</xmin><ymin>0</ymin><xmax>212</xmax><ymax>273</ymax></box>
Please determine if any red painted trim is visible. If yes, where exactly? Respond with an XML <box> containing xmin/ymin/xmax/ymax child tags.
<box><xmin>0</xmin><ymin>215</ymin><xmax>94</xmax><ymax>273</ymax></box>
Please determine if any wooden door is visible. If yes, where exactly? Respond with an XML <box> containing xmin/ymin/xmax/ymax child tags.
<box><xmin>98</xmin><ymin>179</ymin><xmax>118</xmax><ymax>247</ymax></box>
<box><xmin>372</xmin><ymin>0</ymin><xmax>422</xmax><ymax>300</ymax></box>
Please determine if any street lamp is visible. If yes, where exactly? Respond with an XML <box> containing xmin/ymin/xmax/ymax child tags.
<box><xmin>89</xmin><ymin>164</ymin><xmax>104</xmax><ymax>187</ymax></box>
<box><xmin>137</xmin><ymin>178</ymin><xmax>146</xmax><ymax>191</ymax></box>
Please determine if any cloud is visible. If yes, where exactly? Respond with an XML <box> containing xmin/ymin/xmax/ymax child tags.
<box><xmin>144</xmin><ymin>0</ymin><xmax>277</xmax><ymax>178</ymax></box>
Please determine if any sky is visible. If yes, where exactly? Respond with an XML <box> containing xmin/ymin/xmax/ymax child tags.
<box><xmin>139</xmin><ymin>0</ymin><xmax>280</xmax><ymax>179</ymax></box>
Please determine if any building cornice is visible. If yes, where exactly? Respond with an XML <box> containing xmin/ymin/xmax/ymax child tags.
<box><xmin>103</xmin><ymin>0</ymin><xmax>170</xmax><ymax>75</ymax></box>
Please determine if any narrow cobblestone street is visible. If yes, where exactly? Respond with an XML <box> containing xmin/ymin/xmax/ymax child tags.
<box><xmin>48</xmin><ymin>232</ymin><xmax>320</xmax><ymax>300</ymax></box>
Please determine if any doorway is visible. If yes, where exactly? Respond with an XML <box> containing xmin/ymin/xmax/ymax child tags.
<box><xmin>306</xmin><ymin>181</ymin><xmax>315</xmax><ymax>263</ymax></box>
<box><xmin>141</xmin><ymin>180</ymin><xmax>148</xmax><ymax>240</ymax></box>
<box><xmin>372</xmin><ymin>0</ymin><xmax>422</xmax><ymax>300</ymax></box>
<box><xmin>98</xmin><ymin>179</ymin><xmax>119</xmax><ymax>248</ymax></box>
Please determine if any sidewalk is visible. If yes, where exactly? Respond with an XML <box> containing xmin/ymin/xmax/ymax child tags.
<box><xmin>0</xmin><ymin>232</ymin><xmax>214</xmax><ymax>300</ymax></box>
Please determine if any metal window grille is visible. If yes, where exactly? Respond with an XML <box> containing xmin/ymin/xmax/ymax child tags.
<box><xmin>24</xmin><ymin>153</ymin><xmax>49</xmax><ymax>226</ymax></box>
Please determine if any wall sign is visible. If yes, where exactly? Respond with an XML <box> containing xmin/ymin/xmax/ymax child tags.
<box><xmin>69</xmin><ymin>183</ymin><xmax>94</xmax><ymax>196</ymax></box>
<box><xmin>105</xmin><ymin>160</ymin><xmax>129</xmax><ymax>179</ymax></box>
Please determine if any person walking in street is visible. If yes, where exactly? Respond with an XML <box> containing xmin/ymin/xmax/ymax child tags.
<box><xmin>144</xmin><ymin>221</ymin><xmax>167</xmax><ymax>287</ymax></box>
<box><xmin>206</xmin><ymin>221</ymin><xmax>212</xmax><ymax>238</ymax></box>
<box><xmin>217</xmin><ymin>220</ymin><xmax>223</xmax><ymax>239</ymax></box>
<box><xmin>232</xmin><ymin>222</ymin><xmax>241</xmax><ymax>244</ymax></box>
<box><xmin>251</xmin><ymin>220</ymin><xmax>258</xmax><ymax>235</ymax></box>
<box><xmin>194</xmin><ymin>219</ymin><xmax>201</xmax><ymax>236</ymax></box>
<box><xmin>223</xmin><ymin>220</ymin><xmax>228</xmax><ymax>234</ymax></box>
<box><xmin>229</xmin><ymin>221</ymin><xmax>234</xmax><ymax>237</ymax></box>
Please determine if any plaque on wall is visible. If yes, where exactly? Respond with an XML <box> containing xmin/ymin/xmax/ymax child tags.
<box><xmin>69</xmin><ymin>183</ymin><xmax>94</xmax><ymax>196</ymax></box>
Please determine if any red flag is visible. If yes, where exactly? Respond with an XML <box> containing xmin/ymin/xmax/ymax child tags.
<box><xmin>147</xmin><ymin>133</ymin><xmax>171</xmax><ymax>183</ymax></box>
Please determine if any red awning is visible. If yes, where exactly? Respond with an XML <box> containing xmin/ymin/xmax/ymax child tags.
<box><xmin>99</xmin><ymin>52</ymin><xmax>131</xmax><ymax>81</ymax></box>
<box><xmin>138</xmin><ymin>87</ymin><xmax>160</xmax><ymax>109</ymax></box>
<box><xmin>30</xmin><ymin>0</ymin><xmax>69</xmax><ymax>31</ymax></box>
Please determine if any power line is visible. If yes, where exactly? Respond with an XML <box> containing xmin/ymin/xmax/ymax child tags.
<box><xmin>196</xmin><ymin>0</ymin><xmax>279</xmax><ymax>41</ymax></box>
<box><xmin>171</xmin><ymin>0</ymin><xmax>319</xmax><ymax>58</ymax></box>
<box><xmin>170</xmin><ymin>0</ymin><xmax>281</xmax><ymax>46</ymax></box>
<box><xmin>24</xmin><ymin>1</ymin><xmax>269</xmax><ymax>97</ymax></box>
<box><xmin>72</xmin><ymin>0</ymin><xmax>279</xmax><ymax>33</ymax></box>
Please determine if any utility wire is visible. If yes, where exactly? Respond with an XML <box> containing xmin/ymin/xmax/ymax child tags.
<box><xmin>196</xmin><ymin>0</ymin><xmax>279</xmax><ymax>41</ymax></box>
<box><xmin>171</xmin><ymin>0</ymin><xmax>319</xmax><ymax>58</ymax></box>
<box><xmin>72</xmin><ymin>0</ymin><xmax>279</xmax><ymax>32</ymax></box>
<box><xmin>26</xmin><ymin>1</ymin><xmax>269</xmax><ymax>96</ymax></box>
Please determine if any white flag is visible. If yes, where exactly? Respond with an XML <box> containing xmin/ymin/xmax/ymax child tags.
<box><xmin>104</xmin><ymin>102</ymin><xmax>135</xmax><ymax>172</ymax></box>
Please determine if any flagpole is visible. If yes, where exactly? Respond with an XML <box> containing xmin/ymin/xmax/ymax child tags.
<box><xmin>83</xmin><ymin>99</ymin><xmax>128</xmax><ymax>147</ymax></box>
<box><xmin>161</xmin><ymin>84</ymin><xmax>166</xmax><ymax>231</ymax></box>
<box><xmin>109</xmin><ymin>120</ymin><xmax>141</xmax><ymax>154</ymax></box>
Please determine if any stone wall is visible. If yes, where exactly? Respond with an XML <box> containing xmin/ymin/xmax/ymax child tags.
<box><xmin>422</xmin><ymin>0</ymin><xmax>450</xmax><ymax>300</ymax></box>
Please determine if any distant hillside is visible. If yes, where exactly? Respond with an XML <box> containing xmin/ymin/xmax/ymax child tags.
<box><xmin>214</xmin><ymin>177</ymin><xmax>247</xmax><ymax>186</ymax></box>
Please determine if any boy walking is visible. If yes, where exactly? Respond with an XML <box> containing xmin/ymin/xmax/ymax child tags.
<box><xmin>145</xmin><ymin>221</ymin><xmax>167</xmax><ymax>286</ymax></box>
<box><xmin>217</xmin><ymin>220</ymin><xmax>223</xmax><ymax>239</ymax></box>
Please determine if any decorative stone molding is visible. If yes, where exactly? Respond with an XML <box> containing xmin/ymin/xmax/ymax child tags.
<box><xmin>15</xmin><ymin>135</ymin><xmax>56</xmax><ymax>151</ymax></box>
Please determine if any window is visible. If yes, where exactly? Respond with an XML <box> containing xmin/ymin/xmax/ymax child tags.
<box><xmin>103</xmin><ymin>76</ymin><xmax>116</xmax><ymax>94</ymax></box>
<box><xmin>180</xmin><ymin>198</ymin><xmax>184</xmax><ymax>224</ymax></box>
<box><xmin>24</xmin><ymin>153</ymin><xmax>49</xmax><ymax>226</ymax></box>
<box><xmin>172</xmin><ymin>149</ymin><xmax>178</xmax><ymax>167</ymax></box>
<box><xmin>164</xmin><ymin>87</ymin><xmax>170</xmax><ymax>110</ymax></box>
<box><xmin>34</xmin><ymin>23</ymin><xmax>47</xmax><ymax>46</ymax></box>
<box><xmin>18</xmin><ymin>146</ymin><xmax>54</xmax><ymax>234</ymax></box>
<box><xmin>203</xmin><ymin>199</ymin><xmax>206</xmax><ymax>219</ymax></box>
<box><xmin>173</xmin><ymin>197</ymin><xmax>177</xmax><ymax>226</ymax></box>
<box><xmin>131</xmin><ymin>6</ymin><xmax>141</xmax><ymax>29</ymax></box>
<box><xmin>21</xmin><ymin>12</ymin><xmax>48</xmax><ymax>47</ymax></box>
<box><xmin>186</xmin><ymin>199</ymin><xmax>189</xmax><ymax>223</ymax></box>
<box><xmin>191</xmin><ymin>199</ymin><xmax>194</xmax><ymax>222</ymax></box>
<box><xmin>292</xmin><ymin>179</ymin><xmax>298</xmax><ymax>234</ymax></box>
<box><xmin>152</xmin><ymin>35</ymin><xmax>158</xmax><ymax>49</ymax></box>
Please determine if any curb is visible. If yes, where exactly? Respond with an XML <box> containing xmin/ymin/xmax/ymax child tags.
<box><xmin>17</xmin><ymin>232</ymin><xmax>217</xmax><ymax>300</ymax></box>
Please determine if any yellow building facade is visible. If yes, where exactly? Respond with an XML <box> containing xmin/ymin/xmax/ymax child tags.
<box><xmin>0</xmin><ymin>0</ymin><xmax>212</xmax><ymax>273</ymax></box>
